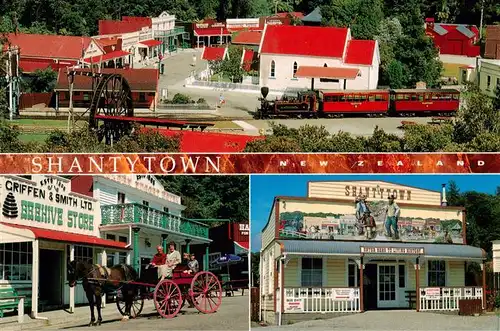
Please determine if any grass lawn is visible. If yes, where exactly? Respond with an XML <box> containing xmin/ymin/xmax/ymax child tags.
<box><xmin>442</xmin><ymin>63</ymin><xmax>463</xmax><ymax>78</ymax></box>
<box><xmin>11</xmin><ymin>119</ymin><xmax>68</xmax><ymax>129</ymax></box>
<box><xmin>19</xmin><ymin>133</ymin><xmax>50</xmax><ymax>142</ymax></box>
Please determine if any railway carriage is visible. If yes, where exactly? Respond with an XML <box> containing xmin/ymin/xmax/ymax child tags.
<box><xmin>320</xmin><ymin>90</ymin><xmax>390</xmax><ymax>117</ymax></box>
<box><xmin>391</xmin><ymin>89</ymin><xmax>460</xmax><ymax>116</ymax></box>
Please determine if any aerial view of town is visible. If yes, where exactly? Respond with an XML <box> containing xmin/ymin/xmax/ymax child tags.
<box><xmin>0</xmin><ymin>0</ymin><xmax>498</xmax><ymax>153</ymax></box>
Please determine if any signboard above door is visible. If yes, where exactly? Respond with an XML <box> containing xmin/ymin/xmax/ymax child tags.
<box><xmin>361</xmin><ymin>246</ymin><xmax>425</xmax><ymax>255</ymax></box>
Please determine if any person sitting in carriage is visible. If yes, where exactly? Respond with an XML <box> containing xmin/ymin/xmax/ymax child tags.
<box><xmin>183</xmin><ymin>254</ymin><xmax>199</xmax><ymax>275</ymax></box>
<box><xmin>157</xmin><ymin>242</ymin><xmax>181</xmax><ymax>281</ymax></box>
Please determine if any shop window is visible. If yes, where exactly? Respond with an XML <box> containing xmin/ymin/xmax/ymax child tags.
<box><xmin>64</xmin><ymin>92</ymin><xmax>70</xmax><ymax>100</ymax></box>
<box><xmin>348</xmin><ymin>263</ymin><xmax>358</xmax><ymax>287</ymax></box>
<box><xmin>0</xmin><ymin>242</ymin><xmax>33</xmax><ymax>281</ymax></box>
<box><xmin>301</xmin><ymin>257</ymin><xmax>322</xmax><ymax>287</ymax></box>
<box><xmin>117</xmin><ymin>192</ymin><xmax>125</xmax><ymax>204</ymax></box>
<box><xmin>428</xmin><ymin>261</ymin><xmax>446</xmax><ymax>287</ymax></box>
<box><xmin>292</xmin><ymin>61</ymin><xmax>298</xmax><ymax>78</ymax></box>
<box><xmin>270</xmin><ymin>60</ymin><xmax>275</xmax><ymax>78</ymax></box>
<box><xmin>118</xmin><ymin>252</ymin><xmax>127</xmax><ymax>264</ymax></box>
<box><xmin>74</xmin><ymin>246</ymin><xmax>93</xmax><ymax>263</ymax></box>
<box><xmin>139</xmin><ymin>92</ymin><xmax>146</xmax><ymax>102</ymax></box>
<box><xmin>83</xmin><ymin>92</ymin><xmax>90</xmax><ymax>101</ymax></box>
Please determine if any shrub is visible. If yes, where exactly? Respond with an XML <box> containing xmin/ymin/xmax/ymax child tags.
<box><xmin>172</xmin><ymin>93</ymin><xmax>191</xmax><ymax>104</ymax></box>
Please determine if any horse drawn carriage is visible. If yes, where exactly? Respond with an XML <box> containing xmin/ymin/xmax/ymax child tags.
<box><xmin>68</xmin><ymin>261</ymin><xmax>223</xmax><ymax>326</ymax></box>
<box><xmin>116</xmin><ymin>265</ymin><xmax>223</xmax><ymax>319</ymax></box>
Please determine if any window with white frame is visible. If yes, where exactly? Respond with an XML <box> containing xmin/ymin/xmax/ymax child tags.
<box><xmin>0</xmin><ymin>242</ymin><xmax>33</xmax><ymax>281</ymax></box>
<box><xmin>270</xmin><ymin>60</ymin><xmax>276</xmax><ymax>78</ymax></box>
<box><xmin>428</xmin><ymin>261</ymin><xmax>446</xmax><ymax>287</ymax></box>
<box><xmin>320</xmin><ymin>63</ymin><xmax>339</xmax><ymax>83</ymax></box>
<box><xmin>301</xmin><ymin>257</ymin><xmax>322</xmax><ymax>287</ymax></box>
<box><xmin>293</xmin><ymin>61</ymin><xmax>298</xmax><ymax>78</ymax></box>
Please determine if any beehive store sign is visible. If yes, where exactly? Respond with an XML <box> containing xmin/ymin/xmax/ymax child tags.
<box><xmin>1</xmin><ymin>176</ymin><xmax>96</xmax><ymax>234</ymax></box>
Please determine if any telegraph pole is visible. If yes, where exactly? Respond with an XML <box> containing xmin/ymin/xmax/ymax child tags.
<box><xmin>479</xmin><ymin>0</ymin><xmax>484</xmax><ymax>39</ymax></box>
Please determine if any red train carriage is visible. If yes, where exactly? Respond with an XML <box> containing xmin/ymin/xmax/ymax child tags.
<box><xmin>319</xmin><ymin>90</ymin><xmax>390</xmax><ymax>117</ymax></box>
<box><xmin>391</xmin><ymin>89</ymin><xmax>460</xmax><ymax>116</ymax></box>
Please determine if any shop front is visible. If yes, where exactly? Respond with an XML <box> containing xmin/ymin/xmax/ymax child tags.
<box><xmin>0</xmin><ymin>175</ymin><xmax>128</xmax><ymax>318</ymax></box>
<box><xmin>71</xmin><ymin>175</ymin><xmax>211</xmax><ymax>277</ymax></box>
<box><xmin>259</xmin><ymin>180</ymin><xmax>486</xmax><ymax>325</ymax></box>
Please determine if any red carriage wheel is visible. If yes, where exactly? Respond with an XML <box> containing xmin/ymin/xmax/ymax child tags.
<box><xmin>190</xmin><ymin>271</ymin><xmax>222</xmax><ymax>314</ymax></box>
<box><xmin>153</xmin><ymin>279</ymin><xmax>183</xmax><ymax>318</ymax></box>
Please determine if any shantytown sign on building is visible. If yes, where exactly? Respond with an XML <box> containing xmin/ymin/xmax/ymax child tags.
<box><xmin>0</xmin><ymin>175</ymin><xmax>100</xmax><ymax>236</ymax></box>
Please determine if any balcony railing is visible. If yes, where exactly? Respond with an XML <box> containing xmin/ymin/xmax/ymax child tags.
<box><xmin>154</xmin><ymin>27</ymin><xmax>186</xmax><ymax>38</ymax></box>
<box><xmin>282</xmin><ymin>287</ymin><xmax>361</xmax><ymax>313</ymax></box>
<box><xmin>419</xmin><ymin>287</ymin><xmax>483</xmax><ymax>311</ymax></box>
<box><xmin>101</xmin><ymin>203</ymin><xmax>209</xmax><ymax>239</ymax></box>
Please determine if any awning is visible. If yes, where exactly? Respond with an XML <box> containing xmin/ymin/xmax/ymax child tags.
<box><xmin>235</xmin><ymin>241</ymin><xmax>249</xmax><ymax>251</ymax></box>
<box><xmin>2</xmin><ymin>222</ymin><xmax>129</xmax><ymax>250</ymax></box>
<box><xmin>295</xmin><ymin>66</ymin><xmax>359</xmax><ymax>79</ymax></box>
<box><xmin>83</xmin><ymin>50</ymin><xmax>131</xmax><ymax>64</ymax></box>
<box><xmin>139</xmin><ymin>39</ymin><xmax>162</xmax><ymax>47</ymax></box>
<box><xmin>280</xmin><ymin>240</ymin><xmax>486</xmax><ymax>261</ymax></box>
<box><xmin>194</xmin><ymin>27</ymin><xmax>231</xmax><ymax>37</ymax></box>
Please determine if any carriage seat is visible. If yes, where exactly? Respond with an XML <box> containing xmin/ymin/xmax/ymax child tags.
<box><xmin>172</xmin><ymin>265</ymin><xmax>195</xmax><ymax>279</ymax></box>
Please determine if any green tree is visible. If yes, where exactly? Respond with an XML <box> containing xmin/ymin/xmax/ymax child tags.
<box><xmin>453</xmin><ymin>83</ymin><xmax>500</xmax><ymax>144</ymax></box>
<box><xmin>321</xmin><ymin>0</ymin><xmax>384</xmax><ymax>39</ymax></box>
<box><xmin>209</xmin><ymin>46</ymin><xmax>245</xmax><ymax>82</ymax></box>
<box><xmin>384</xmin><ymin>60</ymin><xmax>405</xmax><ymax>88</ymax></box>
<box><xmin>251</xmin><ymin>252</ymin><xmax>260</xmax><ymax>286</ymax></box>
<box><xmin>446</xmin><ymin>180</ymin><xmax>463</xmax><ymax>206</ymax></box>
<box><xmin>493</xmin><ymin>85</ymin><xmax>500</xmax><ymax>111</ymax></box>
<box><xmin>28</xmin><ymin>68</ymin><xmax>58</xmax><ymax>93</ymax></box>
<box><xmin>159</xmin><ymin>176</ymin><xmax>249</xmax><ymax>223</ymax></box>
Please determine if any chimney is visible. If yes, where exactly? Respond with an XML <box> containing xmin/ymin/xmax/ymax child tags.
<box><xmin>441</xmin><ymin>184</ymin><xmax>447</xmax><ymax>206</ymax></box>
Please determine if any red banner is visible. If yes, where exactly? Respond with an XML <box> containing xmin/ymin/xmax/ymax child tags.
<box><xmin>0</xmin><ymin>153</ymin><xmax>496</xmax><ymax>174</ymax></box>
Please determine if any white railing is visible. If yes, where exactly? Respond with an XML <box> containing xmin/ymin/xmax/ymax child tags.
<box><xmin>419</xmin><ymin>287</ymin><xmax>483</xmax><ymax>311</ymax></box>
<box><xmin>283</xmin><ymin>287</ymin><xmax>360</xmax><ymax>313</ymax></box>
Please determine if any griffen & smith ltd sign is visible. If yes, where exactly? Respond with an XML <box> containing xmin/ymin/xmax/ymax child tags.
<box><xmin>0</xmin><ymin>176</ymin><xmax>98</xmax><ymax>235</ymax></box>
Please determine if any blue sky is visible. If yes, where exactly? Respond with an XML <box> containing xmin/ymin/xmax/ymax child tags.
<box><xmin>250</xmin><ymin>175</ymin><xmax>500</xmax><ymax>252</ymax></box>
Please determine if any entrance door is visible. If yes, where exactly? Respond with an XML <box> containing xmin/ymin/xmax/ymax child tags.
<box><xmin>39</xmin><ymin>249</ymin><xmax>64</xmax><ymax>308</ymax></box>
<box><xmin>377</xmin><ymin>264</ymin><xmax>397</xmax><ymax>308</ymax></box>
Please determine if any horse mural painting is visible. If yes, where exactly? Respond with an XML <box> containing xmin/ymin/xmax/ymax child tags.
<box><xmin>67</xmin><ymin>260</ymin><xmax>138</xmax><ymax>326</ymax></box>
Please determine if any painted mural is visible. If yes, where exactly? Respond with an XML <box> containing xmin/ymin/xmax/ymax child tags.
<box><xmin>278</xmin><ymin>199</ymin><xmax>463</xmax><ymax>243</ymax></box>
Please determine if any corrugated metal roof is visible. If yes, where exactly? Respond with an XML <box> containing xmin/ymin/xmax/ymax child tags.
<box><xmin>456</xmin><ymin>25</ymin><xmax>475</xmax><ymax>39</ymax></box>
<box><xmin>281</xmin><ymin>240</ymin><xmax>484</xmax><ymax>260</ymax></box>
<box><xmin>433</xmin><ymin>24</ymin><xmax>448</xmax><ymax>36</ymax></box>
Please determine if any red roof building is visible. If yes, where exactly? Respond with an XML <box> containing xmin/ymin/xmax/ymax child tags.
<box><xmin>241</xmin><ymin>49</ymin><xmax>258</xmax><ymax>72</ymax></box>
<box><xmin>154</xmin><ymin>129</ymin><xmax>263</xmax><ymax>152</ymax></box>
<box><xmin>201</xmin><ymin>46</ymin><xmax>228</xmax><ymax>61</ymax></box>
<box><xmin>4</xmin><ymin>33</ymin><xmax>103</xmax><ymax>73</ymax></box>
<box><xmin>258</xmin><ymin>25</ymin><xmax>379</xmax><ymax>91</ymax></box>
<box><xmin>98</xmin><ymin>17</ymin><xmax>152</xmax><ymax>35</ymax></box>
<box><xmin>193</xmin><ymin>21</ymin><xmax>231</xmax><ymax>48</ymax></box>
<box><xmin>231</xmin><ymin>31</ymin><xmax>262</xmax><ymax>46</ymax></box>
<box><xmin>425</xmin><ymin>18</ymin><xmax>480</xmax><ymax>57</ymax></box>
<box><xmin>54</xmin><ymin>68</ymin><xmax>159</xmax><ymax>109</ymax></box>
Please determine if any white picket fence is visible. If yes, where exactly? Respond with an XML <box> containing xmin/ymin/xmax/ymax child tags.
<box><xmin>419</xmin><ymin>287</ymin><xmax>483</xmax><ymax>311</ymax></box>
<box><xmin>282</xmin><ymin>287</ymin><xmax>361</xmax><ymax>313</ymax></box>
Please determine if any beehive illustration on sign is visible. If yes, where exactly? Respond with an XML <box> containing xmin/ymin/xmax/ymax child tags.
<box><xmin>2</xmin><ymin>192</ymin><xmax>18</xmax><ymax>218</ymax></box>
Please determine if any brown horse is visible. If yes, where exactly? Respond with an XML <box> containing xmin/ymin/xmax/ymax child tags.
<box><xmin>67</xmin><ymin>260</ymin><xmax>138</xmax><ymax>326</ymax></box>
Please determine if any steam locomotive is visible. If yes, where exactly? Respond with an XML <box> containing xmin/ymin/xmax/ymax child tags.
<box><xmin>255</xmin><ymin>87</ymin><xmax>460</xmax><ymax>119</ymax></box>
